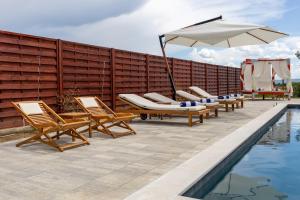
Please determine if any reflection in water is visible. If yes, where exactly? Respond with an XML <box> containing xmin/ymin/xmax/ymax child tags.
<box><xmin>203</xmin><ymin>173</ymin><xmax>287</xmax><ymax>200</ymax></box>
<box><xmin>258</xmin><ymin>111</ymin><xmax>292</xmax><ymax>145</ymax></box>
<box><xmin>199</xmin><ymin>109</ymin><xmax>300</xmax><ymax>200</ymax></box>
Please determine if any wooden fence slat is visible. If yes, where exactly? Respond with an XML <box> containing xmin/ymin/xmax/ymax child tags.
<box><xmin>0</xmin><ymin>30</ymin><xmax>241</xmax><ymax>129</ymax></box>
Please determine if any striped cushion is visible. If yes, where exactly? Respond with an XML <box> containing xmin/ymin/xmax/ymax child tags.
<box><xmin>180</xmin><ymin>101</ymin><xmax>201</xmax><ymax>107</ymax></box>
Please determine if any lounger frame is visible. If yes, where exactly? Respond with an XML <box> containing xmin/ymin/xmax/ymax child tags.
<box><xmin>119</xmin><ymin>97</ymin><xmax>210</xmax><ymax>127</ymax></box>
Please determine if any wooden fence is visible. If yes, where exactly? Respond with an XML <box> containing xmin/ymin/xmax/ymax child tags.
<box><xmin>0</xmin><ymin>30</ymin><xmax>241</xmax><ymax>129</ymax></box>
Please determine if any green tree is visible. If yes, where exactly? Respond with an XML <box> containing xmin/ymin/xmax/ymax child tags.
<box><xmin>293</xmin><ymin>82</ymin><xmax>300</xmax><ymax>97</ymax></box>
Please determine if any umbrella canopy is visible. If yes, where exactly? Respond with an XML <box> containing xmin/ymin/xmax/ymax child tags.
<box><xmin>159</xmin><ymin>16</ymin><xmax>288</xmax><ymax>99</ymax></box>
<box><xmin>162</xmin><ymin>17</ymin><xmax>288</xmax><ymax>48</ymax></box>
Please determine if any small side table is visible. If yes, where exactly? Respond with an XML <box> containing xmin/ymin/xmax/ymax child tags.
<box><xmin>59</xmin><ymin>112</ymin><xmax>92</xmax><ymax>138</ymax></box>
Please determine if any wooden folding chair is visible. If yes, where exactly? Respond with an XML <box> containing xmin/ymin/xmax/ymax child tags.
<box><xmin>12</xmin><ymin>101</ymin><xmax>90</xmax><ymax>152</ymax></box>
<box><xmin>74</xmin><ymin>96</ymin><xmax>137</xmax><ymax>138</ymax></box>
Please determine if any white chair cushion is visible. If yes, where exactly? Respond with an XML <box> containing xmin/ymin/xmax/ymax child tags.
<box><xmin>19</xmin><ymin>103</ymin><xmax>44</xmax><ymax>115</ymax></box>
<box><xmin>176</xmin><ymin>90</ymin><xmax>201</xmax><ymax>101</ymax></box>
<box><xmin>80</xmin><ymin>97</ymin><xmax>98</xmax><ymax>108</ymax></box>
<box><xmin>119</xmin><ymin>94</ymin><xmax>206</xmax><ymax>111</ymax></box>
<box><xmin>189</xmin><ymin>86</ymin><xmax>212</xmax><ymax>98</ymax></box>
<box><xmin>144</xmin><ymin>92</ymin><xmax>179</xmax><ymax>105</ymax></box>
<box><xmin>202</xmin><ymin>102</ymin><xmax>219</xmax><ymax>106</ymax></box>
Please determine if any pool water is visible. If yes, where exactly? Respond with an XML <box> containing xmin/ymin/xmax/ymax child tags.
<box><xmin>193</xmin><ymin>109</ymin><xmax>300</xmax><ymax>200</ymax></box>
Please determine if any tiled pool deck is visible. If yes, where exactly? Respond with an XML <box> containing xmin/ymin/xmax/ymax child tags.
<box><xmin>0</xmin><ymin>100</ymin><xmax>298</xmax><ymax>200</ymax></box>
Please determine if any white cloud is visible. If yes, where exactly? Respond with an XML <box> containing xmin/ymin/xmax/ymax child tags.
<box><xmin>12</xmin><ymin>0</ymin><xmax>287</xmax><ymax>53</ymax></box>
<box><xmin>0</xmin><ymin>0</ymin><xmax>147</xmax><ymax>29</ymax></box>
<box><xmin>189</xmin><ymin>37</ymin><xmax>300</xmax><ymax>79</ymax></box>
<box><xmin>1</xmin><ymin>0</ymin><xmax>298</xmax><ymax>78</ymax></box>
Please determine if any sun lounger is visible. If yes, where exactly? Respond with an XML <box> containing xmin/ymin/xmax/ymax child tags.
<box><xmin>189</xmin><ymin>86</ymin><xmax>244</xmax><ymax>108</ymax></box>
<box><xmin>12</xmin><ymin>101</ymin><xmax>90</xmax><ymax>152</ymax></box>
<box><xmin>177</xmin><ymin>90</ymin><xmax>236</xmax><ymax>112</ymax></box>
<box><xmin>119</xmin><ymin>94</ymin><xmax>210</xmax><ymax>126</ymax></box>
<box><xmin>145</xmin><ymin>92</ymin><xmax>219</xmax><ymax>117</ymax></box>
<box><xmin>75</xmin><ymin>96</ymin><xmax>137</xmax><ymax>138</ymax></box>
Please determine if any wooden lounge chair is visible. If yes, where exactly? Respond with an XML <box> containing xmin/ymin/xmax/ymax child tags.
<box><xmin>119</xmin><ymin>94</ymin><xmax>210</xmax><ymax>127</ymax></box>
<box><xmin>177</xmin><ymin>90</ymin><xmax>236</xmax><ymax>112</ymax></box>
<box><xmin>145</xmin><ymin>92</ymin><xmax>219</xmax><ymax>117</ymax></box>
<box><xmin>189</xmin><ymin>86</ymin><xmax>244</xmax><ymax>108</ymax></box>
<box><xmin>12</xmin><ymin>101</ymin><xmax>90</xmax><ymax>152</ymax></box>
<box><xmin>74</xmin><ymin>96</ymin><xmax>137</xmax><ymax>138</ymax></box>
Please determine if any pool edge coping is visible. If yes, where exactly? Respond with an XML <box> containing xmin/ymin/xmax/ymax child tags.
<box><xmin>124</xmin><ymin>103</ymin><xmax>296</xmax><ymax>200</ymax></box>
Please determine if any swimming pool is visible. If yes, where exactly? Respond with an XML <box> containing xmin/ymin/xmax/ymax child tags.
<box><xmin>185</xmin><ymin>108</ymin><xmax>300</xmax><ymax>200</ymax></box>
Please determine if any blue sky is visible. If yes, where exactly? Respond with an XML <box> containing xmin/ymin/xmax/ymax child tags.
<box><xmin>267</xmin><ymin>0</ymin><xmax>300</xmax><ymax>36</ymax></box>
<box><xmin>0</xmin><ymin>0</ymin><xmax>299</xmax><ymax>78</ymax></box>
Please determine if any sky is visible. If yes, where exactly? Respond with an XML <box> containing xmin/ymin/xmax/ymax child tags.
<box><xmin>0</xmin><ymin>0</ymin><xmax>299</xmax><ymax>78</ymax></box>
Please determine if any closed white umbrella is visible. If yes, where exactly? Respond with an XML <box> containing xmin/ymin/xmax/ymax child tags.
<box><xmin>159</xmin><ymin>16</ymin><xmax>288</xmax><ymax>98</ymax></box>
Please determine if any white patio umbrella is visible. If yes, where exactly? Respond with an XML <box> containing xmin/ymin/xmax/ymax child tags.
<box><xmin>159</xmin><ymin>16</ymin><xmax>288</xmax><ymax>98</ymax></box>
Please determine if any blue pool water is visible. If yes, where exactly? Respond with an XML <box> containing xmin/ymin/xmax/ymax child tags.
<box><xmin>192</xmin><ymin>109</ymin><xmax>300</xmax><ymax>200</ymax></box>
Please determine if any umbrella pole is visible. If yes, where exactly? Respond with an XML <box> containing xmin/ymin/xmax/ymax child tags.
<box><xmin>159</xmin><ymin>35</ymin><xmax>177</xmax><ymax>100</ymax></box>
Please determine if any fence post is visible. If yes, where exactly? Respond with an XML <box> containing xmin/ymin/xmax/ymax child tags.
<box><xmin>190</xmin><ymin>61</ymin><xmax>193</xmax><ymax>87</ymax></box>
<box><xmin>146</xmin><ymin>54</ymin><xmax>149</xmax><ymax>93</ymax></box>
<box><xmin>236</xmin><ymin>68</ymin><xmax>240</xmax><ymax>93</ymax></box>
<box><xmin>57</xmin><ymin>39</ymin><xmax>63</xmax><ymax>112</ymax></box>
<box><xmin>217</xmin><ymin>66</ymin><xmax>219</xmax><ymax>96</ymax></box>
<box><xmin>227</xmin><ymin>67</ymin><xmax>229</xmax><ymax>95</ymax></box>
<box><xmin>171</xmin><ymin>58</ymin><xmax>175</xmax><ymax>92</ymax></box>
<box><xmin>204</xmin><ymin>64</ymin><xmax>207</xmax><ymax>91</ymax></box>
<box><xmin>111</xmin><ymin>48</ymin><xmax>116</xmax><ymax>110</ymax></box>
<box><xmin>171</xmin><ymin>58</ymin><xmax>175</xmax><ymax>79</ymax></box>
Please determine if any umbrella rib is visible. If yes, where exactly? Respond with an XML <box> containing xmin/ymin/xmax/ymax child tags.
<box><xmin>165</xmin><ymin>36</ymin><xmax>179</xmax><ymax>44</ymax></box>
<box><xmin>227</xmin><ymin>39</ymin><xmax>231</xmax><ymax>47</ymax></box>
<box><xmin>246</xmin><ymin>32</ymin><xmax>269</xmax><ymax>44</ymax></box>
<box><xmin>258</xmin><ymin>28</ymin><xmax>289</xmax><ymax>36</ymax></box>
<box><xmin>190</xmin><ymin>41</ymin><xmax>198</xmax><ymax>47</ymax></box>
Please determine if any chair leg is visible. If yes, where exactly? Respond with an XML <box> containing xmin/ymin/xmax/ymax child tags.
<box><xmin>88</xmin><ymin>122</ymin><xmax>92</xmax><ymax>138</ymax></box>
<box><xmin>232</xmin><ymin>103</ymin><xmax>235</xmax><ymax>111</ymax></box>
<box><xmin>199</xmin><ymin>114</ymin><xmax>203</xmax><ymax>123</ymax></box>
<box><xmin>43</xmin><ymin>133</ymin><xmax>64</xmax><ymax>152</ymax></box>
<box><xmin>121</xmin><ymin>121</ymin><xmax>136</xmax><ymax>135</ymax></box>
<box><xmin>71</xmin><ymin>130</ymin><xmax>75</xmax><ymax>142</ymax></box>
<box><xmin>188</xmin><ymin>114</ymin><xmax>193</xmax><ymax>127</ymax></box>
<box><xmin>16</xmin><ymin>130</ymin><xmax>45</xmax><ymax>147</ymax></box>
<box><xmin>96</xmin><ymin>123</ymin><xmax>117</xmax><ymax>138</ymax></box>
<box><xmin>70</xmin><ymin>128</ymin><xmax>90</xmax><ymax>145</ymax></box>
<box><xmin>225</xmin><ymin>103</ymin><xmax>229</xmax><ymax>112</ymax></box>
<box><xmin>16</xmin><ymin>134</ymin><xmax>40</xmax><ymax>147</ymax></box>
<box><xmin>215</xmin><ymin>108</ymin><xmax>218</xmax><ymax>117</ymax></box>
<box><xmin>205</xmin><ymin>112</ymin><xmax>209</xmax><ymax>119</ymax></box>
